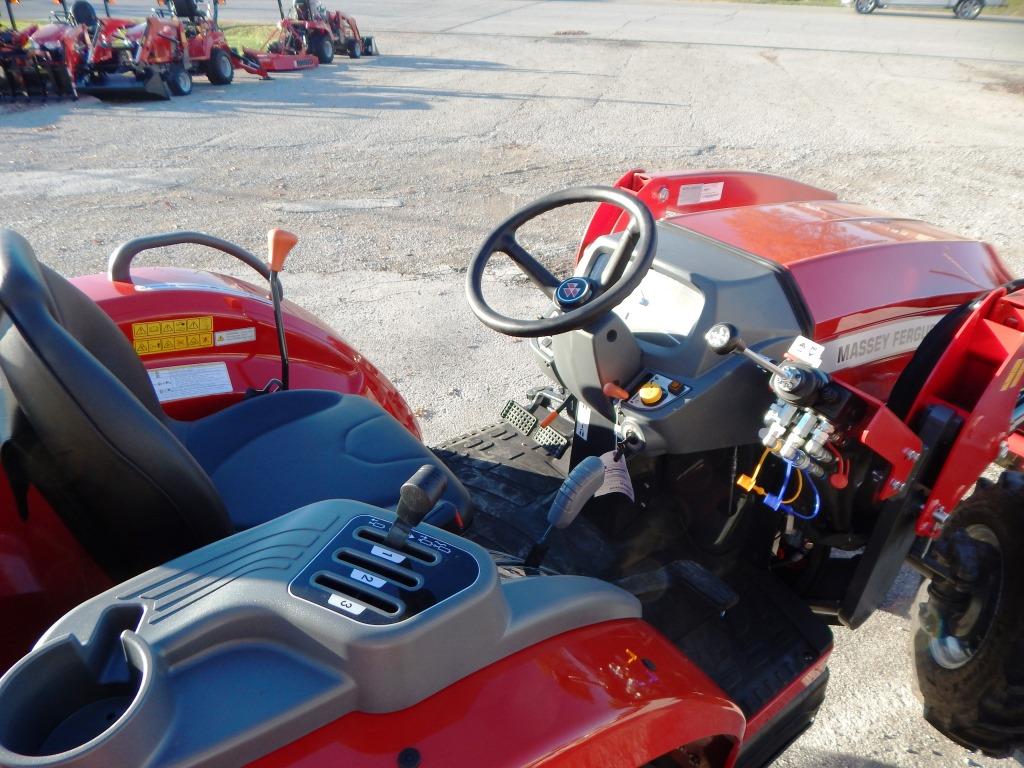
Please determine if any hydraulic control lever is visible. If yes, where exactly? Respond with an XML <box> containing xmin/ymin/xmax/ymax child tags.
<box><xmin>704</xmin><ymin>323</ymin><xmax>827</xmax><ymax>407</ymax></box>
<box><xmin>385</xmin><ymin>464</ymin><xmax>448</xmax><ymax>551</ymax></box>
<box><xmin>705</xmin><ymin>322</ymin><xmax>791</xmax><ymax>378</ymax></box>
<box><xmin>707</xmin><ymin>322</ymin><xmax>846</xmax><ymax>488</ymax></box>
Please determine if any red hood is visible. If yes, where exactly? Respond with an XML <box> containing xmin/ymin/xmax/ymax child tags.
<box><xmin>665</xmin><ymin>200</ymin><xmax>1012</xmax><ymax>338</ymax></box>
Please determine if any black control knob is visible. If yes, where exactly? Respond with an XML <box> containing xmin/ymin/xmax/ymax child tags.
<box><xmin>385</xmin><ymin>465</ymin><xmax>448</xmax><ymax>550</ymax></box>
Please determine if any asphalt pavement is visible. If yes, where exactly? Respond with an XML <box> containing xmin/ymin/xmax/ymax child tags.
<box><xmin>3</xmin><ymin>0</ymin><xmax>1024</xmax><ymax>765</ymax></box>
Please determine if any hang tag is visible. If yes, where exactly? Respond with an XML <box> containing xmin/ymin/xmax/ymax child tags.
<box><xmin>595</xmin><ymin>450</ymin><xmax>635</xmax><ymax>502</ymax></box>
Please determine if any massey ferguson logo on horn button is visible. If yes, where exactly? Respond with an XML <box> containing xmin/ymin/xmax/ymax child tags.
<box><xmin>822</xmin><ymin>315</ymin><xmax>942</xmax><ymax>372</ymax></box>
<box><xmin>555</xmin><ymin>277</ymin><xmax>591</xmax><ymax>308</ymax></box>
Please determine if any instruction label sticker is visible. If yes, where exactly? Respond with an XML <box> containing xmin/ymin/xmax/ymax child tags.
<box><xmin>786</xmin><ymin>336</ymin><xmax>825</xmax><ymax>369</ymax></box>
<box><xmin>132</xmin><ymin>315</ymin><xmax>213</xmax><ymax>356</ymax></box>
<box><xmin>371</xmin><ymin>545</ymin><xmax>406</xmax><ymax>564</ymax></box>
<box><xmin>350</xmin><ymin>569</ymin><xmax>387</xmax><ymax>588</ymax></box>
<box><xmin>677</xmin><ymin>181</ymin><xmax>724</xmax><ymax>206</ymax></box>
<box><xmin>148</xmin><ymin>362</ymin><xmax>232</xmax><ymax>403</ymax></box>
<box><xmin>595</xmin><ymin>450</ymin><xmax>635</xmax><ymax>502</ymax></box>
<box><xmin>214</xmin><ymin>327</ymin><xmax>256</xmax><ymax>347</ymax></box>
<box><xmin>328</xmin><ymin>593</ymin><xmax>367</xmax><ymax>616</ymax></box>
<box><xmin>575</xmin><ymin>402</ymin><xmax>592</xmax><ymax>441</ymax></box>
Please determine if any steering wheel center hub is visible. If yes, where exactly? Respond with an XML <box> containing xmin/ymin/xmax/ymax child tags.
<box><xmin>555</xmin><ymin>277</ymin><xmax>592</xmax><ymax>309</ymax></box>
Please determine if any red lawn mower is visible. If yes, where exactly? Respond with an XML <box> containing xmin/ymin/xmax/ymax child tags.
<box><xmin>0</xmin><ymin>170</ymin><xmax>1022</xmax><ymax>767</ymax></box>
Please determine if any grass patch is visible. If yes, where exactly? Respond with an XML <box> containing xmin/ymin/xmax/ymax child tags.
<box><xmin>220</xmin><ymin>23</ymin><xmax>278</xmax><ymax>52</ymax></box>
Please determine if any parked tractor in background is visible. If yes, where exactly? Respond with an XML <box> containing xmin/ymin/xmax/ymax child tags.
<box><xmin>32</xmin><ymin>0</ymin><xmax>191</xmax><ymax>99</ymax></box>
<box><xmin>155</xmin><ymin>0</ymin><xmax>270</xmax><ymax>84</ymax></box>
<box><xmin>1</xmin><ymin>0</ymin><xmax>75</xmax><ymax>100</ymax></box>
<box><xmin>242</xmin><ymin>0</ymin><xmax>321</xmax><ymax>72</ymax></box>
<box><xmin>293</xmin><ymin>0</ymin><xmax>376</xmax><ymax>59</ymax></box>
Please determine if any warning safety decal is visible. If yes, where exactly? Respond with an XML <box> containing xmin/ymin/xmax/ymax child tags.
<box><xmin>132</xmin><ymin>316</ymin><xmax>214</xmax><ymax>356</ymax></box>
<box><xmin>148</xmin><ymin>362</ymin><xmax>233</xmax><ymax>403</ymax></box>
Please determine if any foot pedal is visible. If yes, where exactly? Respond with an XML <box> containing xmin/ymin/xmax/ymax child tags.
<box><xmin>501</xmin><ymin>400</ymin><xmax>538</xmax><ymax>436</ymax></box>
<box><xmin>617</xmin><ymin>560</ymin><xmax>739</xmax><ymax>614</ymax></box>
<box><xmin>532</xmin><ymin>424</ymin><xmax>569</xmax><ymax>458</ymax></box>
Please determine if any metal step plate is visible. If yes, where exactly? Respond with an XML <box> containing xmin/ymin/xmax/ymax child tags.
<box><xmin>532</xmin><ymin>425</ymin><xmax>569</xmax><ymax>458</ymax></box>
<box><xmin>501</xmin><ymin>400</ymin><xmax>538</xmax><ymax>436</ymax></box>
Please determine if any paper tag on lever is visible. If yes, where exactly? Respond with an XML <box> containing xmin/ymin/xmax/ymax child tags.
<box><xmin>595</xmin><ymin>451</ymin><xmax>635</xmax><ymax>502</ymax></box>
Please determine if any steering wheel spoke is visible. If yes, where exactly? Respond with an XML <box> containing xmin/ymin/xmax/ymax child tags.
<box><xmin>598</xmin><ymin>220</ymin><xmax>639</xmax><ymax>289</ymax></box>
<box><xmin>500</xmin><ymin>234</ymin><xmax>560</xmax><ymax>298</ymax></box>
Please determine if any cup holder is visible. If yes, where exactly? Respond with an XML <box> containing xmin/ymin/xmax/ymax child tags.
<box><xmin>0</xmin><ymin>604</ymin><xmax>148</xmax><ymax>759</ymax></box>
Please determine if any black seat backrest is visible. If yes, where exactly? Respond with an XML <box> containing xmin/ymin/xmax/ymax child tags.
<box><xmin>0</xmin><ymin>229</ymin><xmax>231</xmax><ymax>578</ymax></box>
<box><xmin>171</xmin><ymin>0</ymin><xmax>199</xmax><ymax>19</ymax></box>
<box><xmin>70</xmin><ymin>0</ymin><xmax>98</xmax><ymax>34</ymax></box>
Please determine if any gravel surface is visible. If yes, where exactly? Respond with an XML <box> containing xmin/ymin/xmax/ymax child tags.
<box><xmin>3</xmin><ymin>5</ymin><xmax>1024</xmax><ymax>765</ymax></box>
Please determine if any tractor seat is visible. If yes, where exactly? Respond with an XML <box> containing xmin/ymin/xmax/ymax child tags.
<box><xmin>0</xmin><ymin>229</ymin><xmax>470</xmax><ymax>580</ymax></box>
<box><xmin>70</xmin><ymin>0</ymin><xmax>99</xmax><ymax>35</ymax></box>
<box><xmin>171</xmin><ymin>0</ymin><xmax>201</xmax><ymax>19</ymax></box>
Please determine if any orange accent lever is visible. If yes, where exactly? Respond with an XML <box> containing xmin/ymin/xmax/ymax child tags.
<box><xmin>602</xmin><ymin>382</ymin><xmax>630</xmax><ymax>401</ymax></box>
<box><xmin>540</xmin><ymin>411</ymin><xmax>558</xmax><ymax>428</ymax></box>
<box><xmin>268</xmin><ymin>228</ymin><xmax>298</xmax><ymax>273</ymax></box>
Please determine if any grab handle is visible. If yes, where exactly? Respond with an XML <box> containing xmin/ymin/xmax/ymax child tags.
<box><xmin>108</xmin><ymin>231</ymin><xmax>270</xmax><ymax>284</ymax></box>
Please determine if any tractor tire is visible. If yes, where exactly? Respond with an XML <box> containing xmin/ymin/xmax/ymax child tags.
<box><xmin>362</xmin><ymin>36</ymin><xmax>378</xmax><ymax>56</ymax></box>
<box><xmin>205</xmin><ymin>47</ymin><xmax>234</xmax><ymax>85</ymax></box>
<box><xmin>855</xmin><ymin>0</ymin><xmax>878</xmax><ymax>12</ymax></box>
<box><xmin>311</xmin><ymin>34</ymin><xmax>334</xmax><ymax>65</ymax></box>
<box><xmin>912</xmin><ymin>473</ymin><xmax>1024</xmax><ymax>758</ymax></box>
<box><xmin>346</xmin><ymin>38</ymin><xmax>362</xmax><ymax>59</ymax></box>
<box><xmin>166</xmin><ymin>64</ymin><xmax>192</xmax><ymax>96</ymax></box>
<box><xmin>954</xmin><ymin>0</ymin><xmax>983</xmax><ymax>17</ymax></box>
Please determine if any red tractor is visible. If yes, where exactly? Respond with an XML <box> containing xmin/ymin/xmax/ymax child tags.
<box><xmin>155</xmin><ymin>0</ymin><xmax>271</xmax><ymax>84</ymax></box>
<box><xmin>31</xmin><ymin>0</ymin><xmax>192</xmax><ymax>99</ymax></box>
<box><xmin>293</xmin><ymin>0</ymin><xmax>377</xmax><ymax>59</ymax></box>
<box><xmin>0</xmin><ymin>171</ymin><xmax>1021</xmax><ymax>767</ymax></box>
<box><xmin>242</xmin><ymin>0</ymin><xmax>326</xmax><ymax>72</ymax></box>
<box><xmin>1</xmin><ymin>0</ymin><xmax>75</xmax><ymax>99</ymax></box>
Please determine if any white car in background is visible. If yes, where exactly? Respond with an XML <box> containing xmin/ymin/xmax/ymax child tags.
<box><xmin>844</xmin><ymin>0</ymin><xmax>1006</xmax><ymax>18</ymax></box>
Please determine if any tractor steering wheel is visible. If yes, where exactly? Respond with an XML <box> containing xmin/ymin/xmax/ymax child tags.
<box><xmin>466</xmin><ymin>186</ymin><xmax>657</xmax><ymax>338</ymax></box>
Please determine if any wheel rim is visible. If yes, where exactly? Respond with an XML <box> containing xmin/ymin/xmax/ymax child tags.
<box><xmin>177</xmin><ymin>70</ymin><xmax>190</xmax><ymax>92</ymax></box>
<box><xmin>218</xmin><ymin>53</ymin><xmax>231</xmax><ymax>79</ymax></box>
<box><xmin>927</xmin><ymin>524</ymin><xmax>1002</xmax><ymax>670</ymax></box>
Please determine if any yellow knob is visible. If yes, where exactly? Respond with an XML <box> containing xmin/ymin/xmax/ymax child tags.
<box><xmin>639</xmin><ymin>382</ymin><xmax>663</xmax><ymax>406</ymax></box>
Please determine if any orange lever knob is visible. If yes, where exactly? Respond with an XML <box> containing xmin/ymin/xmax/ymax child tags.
<box><xmin>268</xmin><ymin>228</ymin><xmax>299</xmax><ymax>273</ymax></box>
<box><xmin>602</xmin><ymin>382</ymin><xmax>630</xmax><ymax>401</ymax></box>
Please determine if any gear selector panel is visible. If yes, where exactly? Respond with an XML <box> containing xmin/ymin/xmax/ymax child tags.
<box><xmin>289</xmin><ymin>514</ymin><xmax>481</xmax><ymax>625</ymax></box>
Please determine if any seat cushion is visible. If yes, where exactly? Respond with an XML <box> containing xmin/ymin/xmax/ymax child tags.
<box><xmin>177</xmin><ymin>390</ymin><xmax>471</xmax><ymax>530</ymax></box>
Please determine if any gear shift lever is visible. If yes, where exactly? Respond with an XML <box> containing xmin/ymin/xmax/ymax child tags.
<box><xmin>384</xmin><ymin>465</ymin><xmax>448</xmax><ymax>551</ymax></box>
